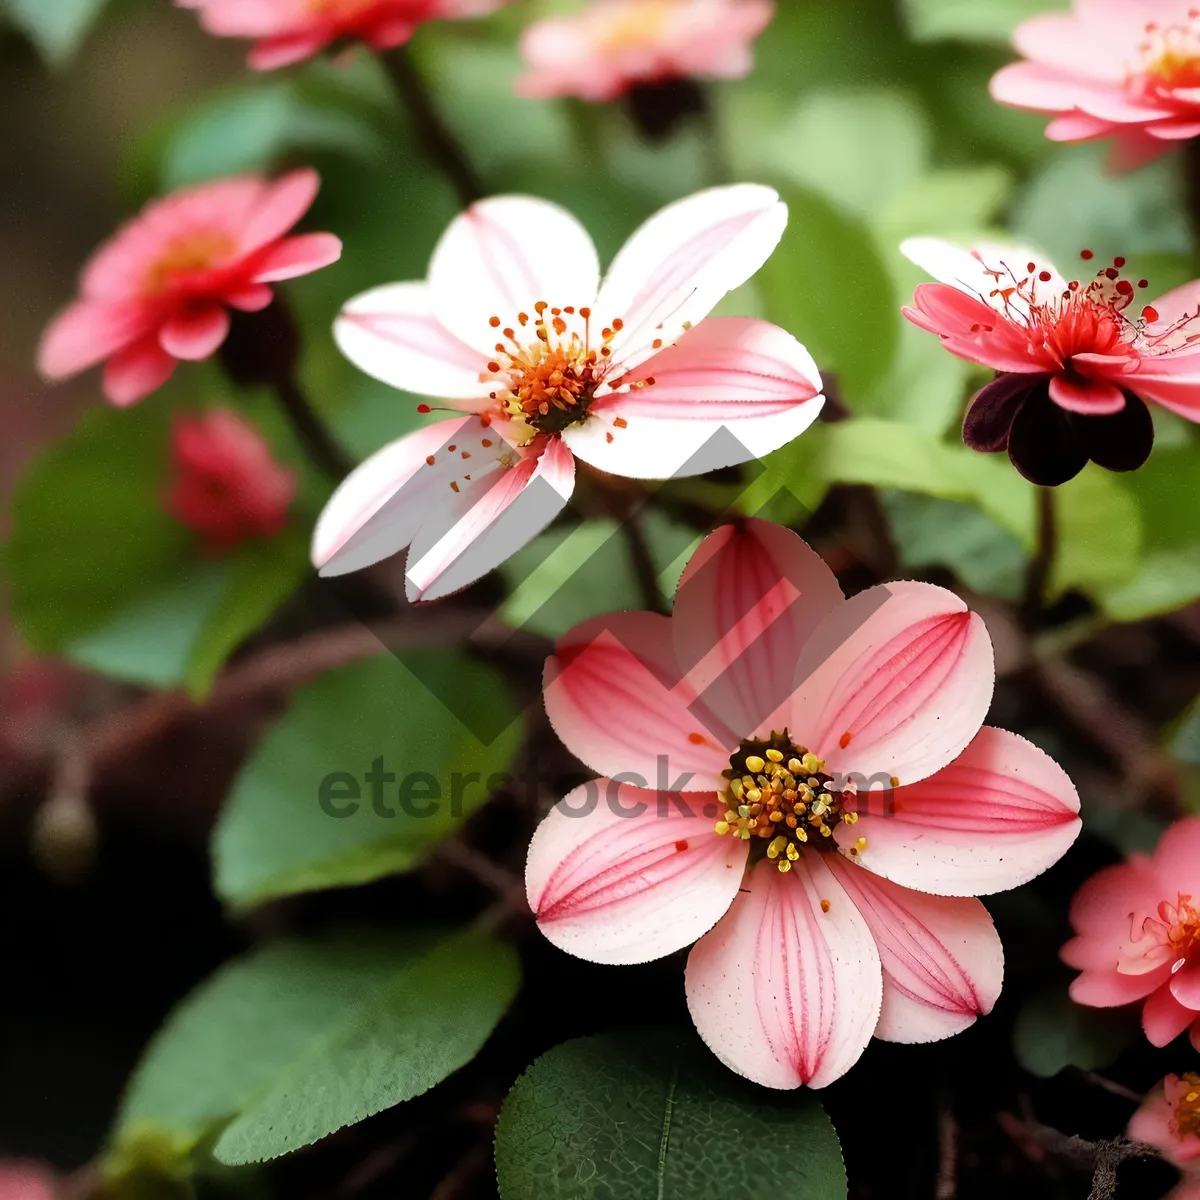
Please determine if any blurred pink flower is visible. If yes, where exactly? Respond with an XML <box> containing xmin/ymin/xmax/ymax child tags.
<box><xmin>166</xmin><ymin>409</ymin><xmax>297</xmax><ymax>554</ymax></box>
<box><xmin>990</xmin><ymin>0</ymin><xmax>1200</xmax><ymax>168</ymax></box>
<box><xmin>901</xmin><ymin>237</ymin><xmax>1200</xmax><ymax>485</ymax></box>
<box><xmin>1065</xmin><ymin>817</ymin><xmax>1200</xmax><ymax>1051</ymax></box>
<box><xmin>1129</xmin><ymin>1074</ymin><xmax>1200</xmax><ymax>1200</ymax></box>
<box><xmin>525</xmin><ymin>519</ymin><xmax>1081</xmax><ymax>1089</ymax></box>
<box><xmin>0</xmin><ymin>1161</ymin><xmax>55</xmax><ymax>1200</ymax></box>
<box><xmin>39</xmin><ymin>170</ymin><xmax>341</xmax><ymax>407</ymax></box>
<box><xmin>516</xmin><ymin>0</ymin><xmax>774</xmax><ymax>101</ymax></box>
<box><xmin>176</xmin><ymin>0</ymin><xmax>504</xmax><ymax>69</ymax></box>
<box><xmin>316</xmin><ymin>186</ymin><xmax>824</xmax><ymax>601</ymax></box>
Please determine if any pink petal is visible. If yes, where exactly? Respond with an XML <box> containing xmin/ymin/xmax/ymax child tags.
<box><xmin>1152</xmin><ymin>816</ymin><xmax>1200</xmax><ymax>897</ymax></box>
<box><xmin>1146</xmin><ymin>120</ymin><xmax>1200</xmax><ymax>140</ymax></box>
<box><xmin>225</xmin><ymin>283</ymin><xmax>275</xmax><ymax>312</ymax></box>
<box><xmin>404</xmin><ymin>434</ymin><xmax>576</xmax><ymax>602</ymax></box>
<box><xmin>835</xmin><ymin>727</ymin><xmax>1081</xmax><ymax>897</ymax></box>
<box><xmin>241</xmin><ymin>168</ymin><xmax>321</xmax><ymax>249</ymax></box>
<box><xmin>1010</xmin><ymin>12</ymin><xmax>1128</xmax><ymax>81</ymax></box>
<box><xmin>1069</xmin><ymin>969</ymin><xmax>1164</xmax><ymax>1007</ymax></box>
<box><xmin>38</xmin><ymin>299</ymin><xmax>157</xmax><ymax>379</ymax></box>
<box><xmin>158</xmin><ymin>304</ymin><xmax>230</xmax><ymax>361</ymax></box>
<box><xmin>102</xmin><ymin>335</ymin><xmax>178</xmax><ymax>406</ymax></box>
<box><xmin>1049</xmin><ymin>374</ymin><xmax>1127</xmax><ymax>414</ymax></box>
<box><xmin>249</xmin><ymin>32</ymin><xmax>333</xmax><ymax>70</ymax></box>
<box><xmin>828</xmin><ymin>855</ymin><xmax>1004</xmax><ymax>1044</ymax></box>
<box><xmin>427</xmin><ymin>195</ymin><xmax>600</xmax><ymax>356</ymax></box>
<box><xmin>526</xmin><ymin>782</ymin><xmax>747</xmax><ymax>965</ymax></box>
<box><xmin>1144</xmin><ymin>983</ymin><xmax>1199</xmax><ymax>1046</ymax></box>
<box><xmin>901</xmin><ymin>285</ymin><xmax>1048</xmax><ymax>375</ymax></box>
<box><xmin>669</xmin><ymin>519</ymin><xmax>844</xmax><ymax>742</ymax></box>
<box><xmin>544</xmin><ymin>611</ymin><xmax>734</xmax><ymax>792</ymax></box>
<box><xmin>785</xmin><ymin>581</ymin><xmax>994</xmax><ymax>788</ymax></box>
<box><xmin>685</xmin><ymin>856</ymin><xmax>882</xmax><ymax>1089</ymax></box>
<box><xmin>596</xmin><ymin>184</ymin><xmax>787</xmax><ymax>373</ymax></box>
<box><xmin>562</xmin><ymin>317</ymin><xmax>825</xmax><ymax>478</ymax></box>
<box><xmin>1144</xmin><ymin>279</ymin><xmax>1200</xmax><ymax>344</ymax></box>
<box><xmin>990</xmin><ymin>61</ymin><xmax>1178</xmax><ymax>121</ymax></box>
<box><xmin>1172</xmin><ymin>961</ymin><xmax>1200</xmax><ymax>1011</ymax></box>
<box><xmin>250</xmin><ymin>232</ymin><xmax>342</xmax><ymax>282</ymax></box>
<box><xmin>1046</xmin><ymin>113</ymin><xmax>1122</xmax><ymax>142</ymax></box>
<box><xmin>334</xmin><ymin>282</ymin><xmax>493</xmax><ymax>401</ymax></box>
<box><xmin>902</xmin><ymin>238</ymin><xmax>1067</xmax><ymax>318</ymax></box>
<box><xmin>1127</xmin><ymin>1085</ymin><xmax>1181</xmax><ymax>1157</ymax></box>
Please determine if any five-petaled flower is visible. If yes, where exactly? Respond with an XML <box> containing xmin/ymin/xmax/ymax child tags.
<box><xmin>38</xmin><ymin>170</ymin><xmax>341</xmax><ymax>408</ymax></box>
<box><xmin>526</xmin><ymin>518</ymin><xmax>1081</xmax><ymax>1089</ymax></box>
<box><xmin>314</xmin><ymin>186</ymin><xmax>824</xmax><ymax>601</ymax></box>
<box><xmin>175</xmin><ymin>0</ymin><xmax>505</xmax><ymax>70</ymax></box>
<box><xmin>1064</xmin><ymin>817</ymin><xmax>1200</xmax><ymax>1051</ymax></box>
<box><xmin>901</xmin><ymin>237</ymin><xmax>1200</xmax><ymax>485</ymax></box>
<box><xmin>1129</xmin><ymin>1073</ymin><xmax>1200</xmax><ymax>1200</ymax></box>
<box><xmin>990</xmin><ymin>0</ymin><xmax>1200</xmax><ymax>169</ymax></box>
<box><xmin>165</xmin><ymin>409</ymin><xmax>297</xmax><ymax>555</ymax></box>
<box><xmin>516</xmin><ymin>0</ymin><xmax>774</xmax><ymax>103</ymax></box>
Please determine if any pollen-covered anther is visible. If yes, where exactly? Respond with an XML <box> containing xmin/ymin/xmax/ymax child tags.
<box><xmin>1175</xmin><ymin>1073</ymin><xmax>1200</xmax><ymax>1140</ymax></box>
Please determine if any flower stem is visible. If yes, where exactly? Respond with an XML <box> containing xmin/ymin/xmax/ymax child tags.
<box><xmin>1184</xmin><ymin>138</ymin><xmax>1200</xmax><ymax>254</ymax></box>
<box><xmin>273</xmin><ymin>375</ymin><xmax>356</xmax><ymax>481</ymax></box>
<box><xmin>1021</xmin><ymin>486</ymin><xmax>1058</xmax><ymax>628</ymax></box>
<box><xmin>620</xmin><ymin>509</ymin><xmax>667</xmax><ymax>615</ymax></box>
<box><xmin>383</xmin><ymin>46</ymin><xmax>484</xmax><ymax>209</ymax></box>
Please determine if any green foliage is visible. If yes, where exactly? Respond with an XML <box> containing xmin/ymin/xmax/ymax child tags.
<box><xmin>495</xmin><ymin>1031</ymin><xmax>846</xmax><ymax>1200</ymax></box>
<box><xmin>1050</xmin><ymin>468</ymin><xmax>1142</xmax><ymax>600</ymax></box>
<box><xmin>1013</xmin><ymin>987</ymin><xmax>1138</xmax><ymax>1079</ymax></box>
<box><xmin>4</xmin><ymin>0</ymin><xmax>110</xmax><ymax>64</ymax></box>
<box><xmin>900</xmin><ymin>0</ymin><xmax>1051</xmax><ymax>43</ymax></box>
<box><xmin>213</xmin><ymin>652</ymin><xmax>522</xmax><ymax>908</ymax></box>
<box><xmin>112</xmin><ymin>930</ymin><xmax>519</xmax><ymax>1167</ymax></box>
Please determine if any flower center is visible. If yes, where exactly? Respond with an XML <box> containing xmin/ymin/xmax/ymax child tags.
<box><xmin>1138</xmin><ymin>14</ymin><xmax>1200</xmax><ymax>90</ymax></box>
<box><xmin>1120</xmin><ymin>892</ymin><xmax>1200</xmax><ymax>974</ymax></box>
<box><xmin>144</xmin><ymin>231</ymin><xmax>238</xmax><ymax>294</ymax></box>
<box><xmin>599</xmin><ymin>0</ymin><xmax>677</xmax><ymax>52</ymax></box>
<box><xmin>713</xmin><ymin>729</ymin><xmax>864</xmax><ymax>872</ymax></box>
<box><xmin>305</xmin><ymin>0</ymin><xmax>378</xmax><ymax>19</ymax></box>
<box><xmin>1176</xmin><ymin>1075</ymin><xmax>1200</xmax><ymax>1140</ymax></box>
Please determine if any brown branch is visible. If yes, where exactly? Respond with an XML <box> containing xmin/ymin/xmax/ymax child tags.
<box><xmin>1021</xmin><ymin>486</ymin><xmax>1057</xmax><ymax>629</ymax></box>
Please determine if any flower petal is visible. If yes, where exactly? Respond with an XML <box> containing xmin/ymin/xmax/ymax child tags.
<box><xmin>526</xmin><ymin>782</ymin><xmax>748</xmax><ymax>965</ymax></box>
<box><xmin>1171</xmin><ymin>961</ymin><xmax>1200</xmax><ymax>1011</ymax></box>
<box><xmin>596</xmin><ymin>184</ymin><xmax>788</xmax><ymax>373</ymax></box>
<box><xmin>404</xmin><ymin>434</ymin><xmax>575</xmax><ymax>602</ymax></box>
<box><xmin>1144</xmin><ymin>983</ymin><xmax>1198</xmax><ymax>1046</ymax></box>
<box><xmin>240</xmin><ymin>167</ymin><xmax>321</xmax><ymax>251</ymax></box>
<box><xmin>250</xmin><ymin>232</ymin><xmax>342</xmax><ymax>282</ymax></box>
<box><xmin>102</xmin><ymin>335</ymin><xmax>178</xmax><ymax>406</ymax></box>
<box><xmin>828</xmin><ymin>856</ymin><xmax>1004</xmax><ymax>1044</ymax></box>
<box><xmin>785</xmin><ymin>581</ymin><xmax>994</xmax><ymax>787</ymax></box>
<box><xmin>685</xmin><ymin>856</ymin><xmax>882</xmax><ymax>1089</ymax></box>
<box><xmin>835</xmin><ymin>727</ymin><xmax>1081</xmax><ymax>897</ymax></box>
<box><xmin>38</xmin><ymin>299</ymin><xmax>158</xmax><ymax>379</ymax></box>
<box><xmin>427</xmin><ymin>195</ymin><xmax>600</xmax><ymax>355</ymax></box>
<box><xmin>1049</xmin><ymin>374</ymin><xmax>1126</xmax><ymax>415</ymax></box>
<box><xmin>334</xmin><ymin>282</ymin><xmax>493</xmax><ymax>400</ymax></box>
<box><xmin>158</xmin><ymin>304</ymin><xmax>231</xmax><ymax>361</ymax></box>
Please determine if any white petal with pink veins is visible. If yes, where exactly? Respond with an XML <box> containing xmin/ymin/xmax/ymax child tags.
<box><xmin>334</xmin><ymin>282</ymin><xmax>493</xmax><ymax>400</ymax></box>
<box><xmin>427</xmin><ymin>195</ymin><xmax>600</xmax><ymax>356</ymax></box>
<box><xmin>527</xmin><ymin>782</ymin><xmax>748</xmax><ymax>965</ymax></box>
<box><xmin>834</xmin><ymin>727</ymin><xmax>1081</xmax><ymax>897</ymax></box>
<box><xmin>685</xmin><ymin>856</ymin><xmax>882</xmax><ymax>1090</ymax></box>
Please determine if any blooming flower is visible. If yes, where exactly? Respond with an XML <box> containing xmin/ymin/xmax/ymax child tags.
<box><xmin>38</xmin><ymin>170</ymin><xmax>342</xmax><ymax>408</ymax></box>
<box><xmin>166</xmin><ymin>410</ymin><xmax>297</xmax><ymax>554</ymax></box>
<box><xmin>516</xmin><ymin>0</ymin><xmax>774</xmax><ymax>102</ymax></box>
<box><xmin>315</xmin><ymin>186</ymin><xmax>823</xmax><ymax>601</ymax></box>
<box><xmin>1064</xmin><ymin>817</ymin><xmax>1200</xmax><ymax>1051</ymax></box>
<box><xmin>990</xmin><ymin>0</ymin><xmax>1200</xmax><ymax>168</ymax></box>
<box><xmin>525</xmin><ymin>519</ymin><xmax>1081</xmax><ymax>1088</ymax></box>
<box><xmin>176</xmin><ymin>0</ymin><xmax>504</xmax><ymax>70</ymax></box>
<box><xmin>0</xmin><ymin>1162</ymin><xmax>55</xmax><ymax>1200</ymax></box>
<box><xmin>901</xmin><ymin>237</ymin><xmax>1200</xmax><ymax>485</ymax></box>
<box><xmin>1129</xmin><ymin>1074</ymin><xmax>1200</xmax><ymax>1200</ymax></box>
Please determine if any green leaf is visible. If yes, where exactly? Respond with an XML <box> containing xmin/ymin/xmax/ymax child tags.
<box><xmin>4</xmin><ymin>0</ymin><xmax>109</xmax><ymax>64</ymax></box>
<box><xmin>113</xmin><ymin>930</ymin><xmax>519</xmax><ymax>1166</ymax></box>
<box><xmin>901</xmin><ymin>0</ymin><xmax>1054</xmax><ymax>43</ymax></box>
<box><xmin>213</xmin><ymin>652</ymin><xmax>522</xmax><ymax>908</ymax></box>
<box><xmin>1169</xmin><ymin>695</ymin><xmax>1200</xmax><ymax>768</ymax></box>
<box><xmin>495</xmin><ymin>1032</ymin><xmax>847</xmax><ymax>1200</ymax></box>
<box><xmin>874</xmin><ymin>165</ymin><xmax>1014</xmax><ymax>244</ymax></box>
<box><xmin>757</xmin><ymin>187</ymin><xmax>899</xmax><ymax>402</ymax></box>
<box><xmin>1050</xmin><ymin>467</ymin><xmax>1142</xmax><ymax>600</ymax></box>
<box><xmin>1013</xmin><ymin>987</ymin><xmax>1137</xmax><ymax>1079</ymax></box>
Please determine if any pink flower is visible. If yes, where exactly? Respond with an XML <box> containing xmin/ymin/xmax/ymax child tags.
<box><xmin>1064</xmin><ymin>817</ymin><xmax>1200</xmax><ymax>1052</ymax></box>
<box><xmin>1129</xmin><ymin>1074</ymin><xmax>1200</xmax><ymax>1200</ymax></box>
<box><xmin>516</xmin><ymin>0</ymin><xmax>774</xmax><ymax>102</ymax></box>
<box><xmin>525</xmin><ymin>519</ymin><xmax>1081</xmax><ymax>1089</ymax></box>
<box><xmin>166</xmin><ymin>409</ymin><xmax>297</xmax><ymax>554</ymax></box>
<box><xmin>0</xmin><ymin>1161</ymin><xmax>55</xmax><ymax>1200</ymax></box>
<box><xmin>176</xmin><ymin>0</ymin><xmax>504</xmax><ymax>70</ymax></box>
<box><xmin>901</xmin><ymin>237</ymin><xmax>1200</xmax><ymax>485</ymax></box>
<box><xmin>315</xmin><ymin>186</ymin><xmax>824</xmax><ymax>601</ymax></box>
<box><xmin>38</xmin><ymin>170</ymin><xmax>342</xmax><ymax>408</ymax></box>
<box><xmin>990</xmin><ymin>0</ymin><xmax>1200</xmax><ymax>168</ymax></box>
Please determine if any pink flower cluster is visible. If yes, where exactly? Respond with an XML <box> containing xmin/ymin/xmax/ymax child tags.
<box><xmin>1130</xmin><ymin>1074</ymin><xmax>1200</xmax><ymax>1200</ymax></box>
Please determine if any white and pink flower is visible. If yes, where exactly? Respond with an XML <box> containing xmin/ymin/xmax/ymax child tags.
<box><xmin>902</xmin><ymin>237</ymin><xmax>1200</xmax><ymax>485</ymax></box>
<box><xmin>176</xmin><ymin>0</ymin><xmax>504</xmax><ymax>70</ymax></box>
<box><xmin>516</xmin><ymin>0</ymin><xmax>774</xmax><ymax>103</ymax></box>
<box><xmin>39</xmin><ymin>170</ymin><xmax>341</xmax><ymax>407</ymax></box>
<box><xmin>1129</xmin><ymin>1073</ymin><xmax>1200</xmax><ymax>1200</ymax></box>
<box><xmin>526</xmin><ymin>519</ymin><xmax>1081</xmax><ymax>1089</ymax></box>
<box><xmin>314</xmin><ymin>186</ymin><xmax>824</xmax><ymax>601</ymax></box>
<box><xmin>990</xmin><ymin>0</ymin><xmax>1200</xmax><ymax>168</ymax></box>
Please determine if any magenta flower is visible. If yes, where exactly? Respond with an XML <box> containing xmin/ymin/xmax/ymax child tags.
<box><xmin>990</xmin><ymin>0</ymin><xmax>1200</xmax><ymax>168</ymax></box>
<box><xmin>1064</xmin><ymin>817</ymin><xmax>1200</xmax><ymax>1051</ymax></box>
<box><xmin>1129</xmin><ymin>1074</ymin><xmax>1200</xmax><ymax>1200</ymax></box>
<box><xmin>901</xmin><ymin>237</ymin><xmax>1200</xmax><ymax>485</ymax></box>
<box><xmin>176</xmin><ymin>0</ymin><xmax>504</xmax><ymax>70</ymax></box>
<box><xmin>166</xmin><ymin>410</ymin><xmax>297</xmax><ymax>555</ymax></box>
<box><xmin>516</xmin><ymin>0</ymin><xmax>774</xmax><ymax>103</ymax></box>
<box><xmin>314</xmin><ymin>187</ymin><xmax>824</xmax><ymax>601</ymax></box>
<box><xmin>525</xmin><ymin>519</ymin><xmax>1081</xmax><ymax>1089</ymax></box>
<box><xmin>39</xmin><ymin>170</ymin><xmax>341</xmax><ymax>407</ymax></box>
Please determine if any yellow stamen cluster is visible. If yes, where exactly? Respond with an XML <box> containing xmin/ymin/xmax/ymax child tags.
<box><xmin>1140</xmin><ymin>14</ymin><xmax>1200</xmax><ymax>90</ymax></box>
<box><xmin>713</xmin><ymin>730</ymin><xmax>863</xmax><ymax>872</ymax></box>
<box><xmin>144</xmin><ymin>231</ymin><xmax>237</xmax><ymax>294</ymax></box>
<box><xmin>1176</xmin><ymin>1073</ymin><xmax>1200</xmax><ymax>1140</ymax></box>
